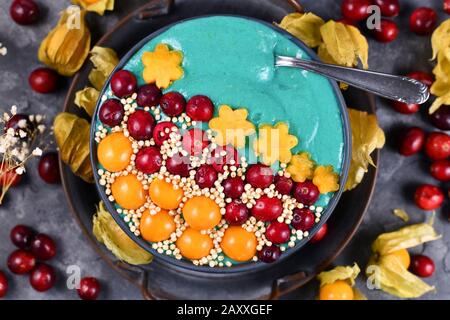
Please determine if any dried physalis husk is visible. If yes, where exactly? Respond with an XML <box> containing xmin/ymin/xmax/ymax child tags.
<box><xmin>54</xmin><ymin>112</ymin><xmax>93</xmax><ymax>183</ymax></box>
<box><xmin>93</xmin><ymin>201</ymin><xmax>152</xmax><ymax>265</ymax></box>
<box><xmin>88</xmin><ymin>46</ymin><xmax>119</xmax><ymax>90</ymax></box>
<box><xmin>317</xmin><ymin>263</ymin><xmax>366</xmax><ymax>300</ymax></box>
<box><xmin>366</xmin><ymin>220</ymin><xmax>441</xmax><ymax>298</ymax></box>
<box><xmin>430</xmin><ymin>20</ymin><xmax>450</xmax><ymax>114</ymax></box>
<box><xmin>345</xmin><ymin>108</ymin><xmax>385</xmax><ymax>191</ymax></box>
<box><xmin>392</xmin><ymin>208</ymin><xmax>410</xmax><ymax>222</ymax></box>
<box><xmin>319</xmin><ymin>21</ymin><xmax>369</xmax><ymax>70</ymax></box>
<box><xmin>75</xmin><ymin>87</ymin><xmax>99</xmax><ymax>117</ymax></box>
<box><xmin>38</xmin><ymin>7</ymin><xmax>91</xmax><ymax>76</ymax></box>
<box><xmin>276</xmin><ymin>12</ymin><xmax>325</xmax><ymax>48</ymax></box>
<box><xmin>72</xmin><ymin>0</ymin><xmax>114</xmax><ymax>16</ymax></box>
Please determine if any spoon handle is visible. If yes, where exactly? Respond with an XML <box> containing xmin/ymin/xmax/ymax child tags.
<box><xmin>276</xmin><ymin>56</ymin><xmax>430</xmax><ymax>105</ymax></box>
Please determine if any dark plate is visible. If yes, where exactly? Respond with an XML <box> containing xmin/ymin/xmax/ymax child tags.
<box><xmin>60</xmin><ymin>0</ymin><xmax>378</xmax><ymax>299</ymax></box>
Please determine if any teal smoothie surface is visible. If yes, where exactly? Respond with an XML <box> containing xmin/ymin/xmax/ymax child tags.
<box><xmin>106</xmin><ymin>16</ymin><xmax>345</xmax><ymax>207</ymax></box>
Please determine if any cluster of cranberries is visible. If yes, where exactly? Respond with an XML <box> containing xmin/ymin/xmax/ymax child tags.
<box><xmin>340</xmin><ymin>0</ymin><xmax>441</xmax><ymax>43</ymax></box>
<box><xmin>1</xmin><ymin>225</ymin><xmax>101</xmax><ymax>299</ymax></box>
<box><xmin>6</xmin><ymin>225</ymin><xmax>57</xmax><ymax>293</ymax></box>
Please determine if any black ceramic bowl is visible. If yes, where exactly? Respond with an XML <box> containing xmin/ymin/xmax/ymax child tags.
<box><xmin>90</xmin><ymin>15</ymin><xmax>351</xmax><ymax>274</ymax></box>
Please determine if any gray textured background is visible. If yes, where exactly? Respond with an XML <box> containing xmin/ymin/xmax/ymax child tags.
<box><xmin>0</xmin><ymin>0</ymin><xmax>449</xmax><ymax>300</ymax></box>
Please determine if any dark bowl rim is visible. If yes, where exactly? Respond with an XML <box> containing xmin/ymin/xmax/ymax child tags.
<box><xmin>89</xmin><ymin>14</ymin><xmax>352</xmax><ymax>274</ymax></box>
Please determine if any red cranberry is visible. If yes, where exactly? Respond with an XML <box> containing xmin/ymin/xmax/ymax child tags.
<box><xmin>135</xmin><ymin>147</ymin><xmax>162</xmax><ymax>174</ymax></box>
<box><xmin>195</xmin><ymin>164</ymin><xmax>217</xmax><ymax>189</ymax></box>
<box><xmin>430</xmin><ymin>106</ymin><xmax>450</xmax><ymax>131</ymax></box>
<box><xmin>136</xmin><ymin>84</ymin><xmax>161</xmax><ymax>107</ymax></box>
<box><xmin>166</xmin><ymin>153</ymin><xmax>190</xmax><ymax>177</ymax></box>
<box><xmin>38</xmin><ymin>152</ymin><xmax>60</xmax><ymax>184</ymax></box>
<box><xmin>10</xmin><ymin>0</ymin><xmax>39</xmax><ymax>25</ymax></box>
<box><xmin>410</xmin><ymin>7</ymin><xmax>437</xmax><ymax>35</ymax></box>
<box><xmin>291</xmin><ymin>208</ymin><xmax>315</xmax><ymax>231</ymax></box>
<box><xmin>30</xmin><ymin>263</ymin><xmax>56</xmax><ymax>292</ymax></box>
<box><xmin>160</xmin><ymin>92</ymin><xmax>186</xmax><ymax>117</ymax></box>
<box><xmin>110</xmin><ymin>70</ymin><xmax>137</xmax><ymax>98</ymax></box>
<box><xmin>430</xmin><ymin>160</ymin><xmax>450</xmax><ymax>182</ymax></box>
<box><xmin>425</xmin><ymin>132</ymin><xmax>450</xmax><ymax>160</ymax></box>
<box><xmin>390</xmin><ymin>101</ymin><xmax>419</xmax><ymax>114</ymax></box>
<box><xmin>127</xmin><ymin>110</ymin><xmax>154</xmax><ymax>140</ymax></box>
<box><xmin>7</xmin><ymin>249</ymin><xmax>36</xmax><ymax>274</ymax></box>
<box><xmin>222</xmin><ymin>177</ymin><xmax>245</xmax><ymax>199</ymax></box>
<box><xmin>209</xmin><ymin>145</ymin><xmax>239</xmax><ymax>173</ymax></box>
<box><xmin>245</xmin><ymin>164</ymin><xmax>273</xmax><ymax>189</ymax></box>
<box><xmin>274</xmin><ymin>175</ymin><xmax>294</xmax><ymax>195</ymax></box>
<box><xmin>224</xmin><ymin>200</ymin><xmax>249</xmax><ymax>225</ymax></box>
<box><xmin>407</xmin><ymin>71</ymin><xmax>434</xmax><ymax>88</ymax></box>
<box><xmin>310</xmin><ymin>223</ymin><xmax>328</xmax><ymax>243</ymax></box>
<box><xmin>31</xmin><ymin>234</ymin><xmax>56</xmax><ymax>261</ymax></box>
<box><xmin>182</xmin><ymin>128</ymin><xmax>209</xmax><ymax>156</ymax></box>
<box><xmin>293</xmin><ymin>181</ymin><xmax>320</xmax><ymax>205</ymax></box>
<box><xmin>414</xmin><ymin>184</ymin><xmax>444</xmax><ymax>210</ymax></box>
<box><xmin>77</xmin><ymin>277</ymin><xmax>101</xmax><ymax>300</ymax></box>
<box><xmin>251</xmin><ymin>196</ymin><xmax>283</xmax><ymax>221</ymax></box>
<box><xmin>29</xmin><ymin>68</ymin><xmax>58</xmax><ymax>94</ymax></box>
<box><xmin>257</xmin><ymin>245</ymin><xmax>281</xmax><ymax>263</ymax></box>
<box><xmin>0</xmin><ymin>163</ymin><xmax>22</xmax><ymax>188</ymax></box>
<box><xmin>341</xmin><ymin>0</ymin><xmax>371</xmax><ymax>21</ymax></box>
<box><xmin>186</xmin><ymin>95</ymin><xmax>214</xmax><ymax>122</ymax></box>
<box><xmin>152</xmin><ymin>121</ymin><xmax>178</xmax><ymax>146</ymax></box>
<box><xmin>99</xmin><ymin>99</ymin><xmax>124</xmax><ymax>127</ymax></box>
<box><xmin>373</xmin><ymin>19</ymin><xmax>399</xmax><ymax>43</ymax></box>
<box><xmin>10</xmin><ymin>225</ymin><xmax>35</xmax><ymax>249</ymax></box>
<box><xmin>409</xmin><ymin>254</ymin><xmax>435</xmax><ymax>278</ymax></box>
<box><xmin>374</xmin><ymin>0</ymin><xmax>399</xmax><ymax>17</ymax></box>
<box><xmin>266</xmin><ymin>222</ymin><xmax>290</xmax><ymax>244</ymax></box>
<box><xmin>398</xmin><ymin>127</ymin><xmax>425</xmax><ymax>156</ymax></box>
<box><xmin>0</xmin><ymin>271</ymin><xmax>7</xmax><ymax>298</ymax></box>
<box><xmin>445</xmin><ymin>0</ymin><xmax>450</xmax><ymax>15</ymax></box>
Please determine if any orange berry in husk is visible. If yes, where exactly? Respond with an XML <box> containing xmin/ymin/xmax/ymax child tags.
<box><xmin>182</xmin><ymin>196</ymin><xmax>221</xmax><ymax>231</ymax></box>
<box><xmin>97</xmin><ymin>132</ymin><xmax>132</xmax><ymax>172</ymax></box>
<box><xmin>140</xmin><ymin>209</ymin><xmax>176</xmax><ymax>242</ymax></box>
<box><xmin>221</xmin><ymin>226</ymin><xmax>257</xmax><ymax>262</ymax></box>
<box><xmin>319</xmin><ymin>280</ymin><xmax>354</xmax><ymax>300</ymax></box>
<box><xmin>176</xmin><ymin>228</ymin><xmax>213</xmax><ymax>260</ymax></box>
<box><xmin>387</xmin><ymin>248</ymin><xmax>410</xmax><ymax>269</ymax></box>
<box><xmin>111</xmin><ymin>174</ymin><xmax>146</xmax><ymax>210</ymax></box>
<box><xmin>149</xmin><ymin>178</ymin><xmax>183</xmax><ymax>210</ymax></box>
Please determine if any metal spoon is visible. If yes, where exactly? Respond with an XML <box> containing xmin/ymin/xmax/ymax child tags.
<box><xmin>275</xmin><ymin>55</ymin><xmax>430</xmax><ymax>105</ymax></box>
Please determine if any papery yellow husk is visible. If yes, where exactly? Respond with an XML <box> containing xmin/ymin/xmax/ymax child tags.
<box><xmin>54</xmin><ymin>112</ymin><xmax>93</xmax><ymax>183</ymax></box>
<box><xmin>93</xmin><ymin>202</ymin><xmax>152</xmax><ymax>265</ymax></box>
<box><xmin>75</xmin><ymin>87</ymin><xmax>99</xmax><ymax>117</ymax></box>
<box><xmin>317</xmin><ymin>263</ymin><xmax>361</xmax><ymax>287</ymax></box>
<box><xmin>366</xmin><ymin>221</ymin><xmax>441</xmax><ymax>298</ymax></box>
<box><xmin>345</xmin><ymin>108</ymin><xmax>385</xmax><ymax>191</ymax></box>
<box><xmin>319</xmin><ymin>21</ymin><xmax>369</xmax><ymax>69</ymax></box>
<box><xmin>72</xmin><ymin>0</ymin><xmax>114</xmax><ymax>16</ymax></box>
<box><xmin>430</xmin><ymin>20</ymin><xmax>450</xmax><ymax>114</ymax></box>
<box><xmin>38</xmin><ymin>7</ymin><xmax>91</xmax><ymax>76</ymax></box>
<box><xmin>88</xmin><ymin>46</ymin><xmax>119</xmax><ymax>90</ymax></box>
<box><xmin>276</xmin><ymin>12</ymin><xmax>325</xmax><ymax>48</ymax></box>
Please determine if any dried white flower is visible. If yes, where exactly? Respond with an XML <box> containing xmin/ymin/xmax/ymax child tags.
<box><xmin>10</xmin><ymin>105</ymin><xmax>17</xmax><ymax>115</ymax></box>
<box><xmin>32</xmin><ymin>147</ymin><xmax>43</xmax><ymax>157</ymax></box>
<box><xmin>15</xmin><ymin>166</ymin><xmax>25</xmax><ymax>175</ymax></box>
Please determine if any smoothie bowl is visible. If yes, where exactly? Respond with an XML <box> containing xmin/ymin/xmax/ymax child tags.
<box><xmin>90</xmin><ymin>15</ymin><xmax>350</xmax><ymax>272</ymax></box>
